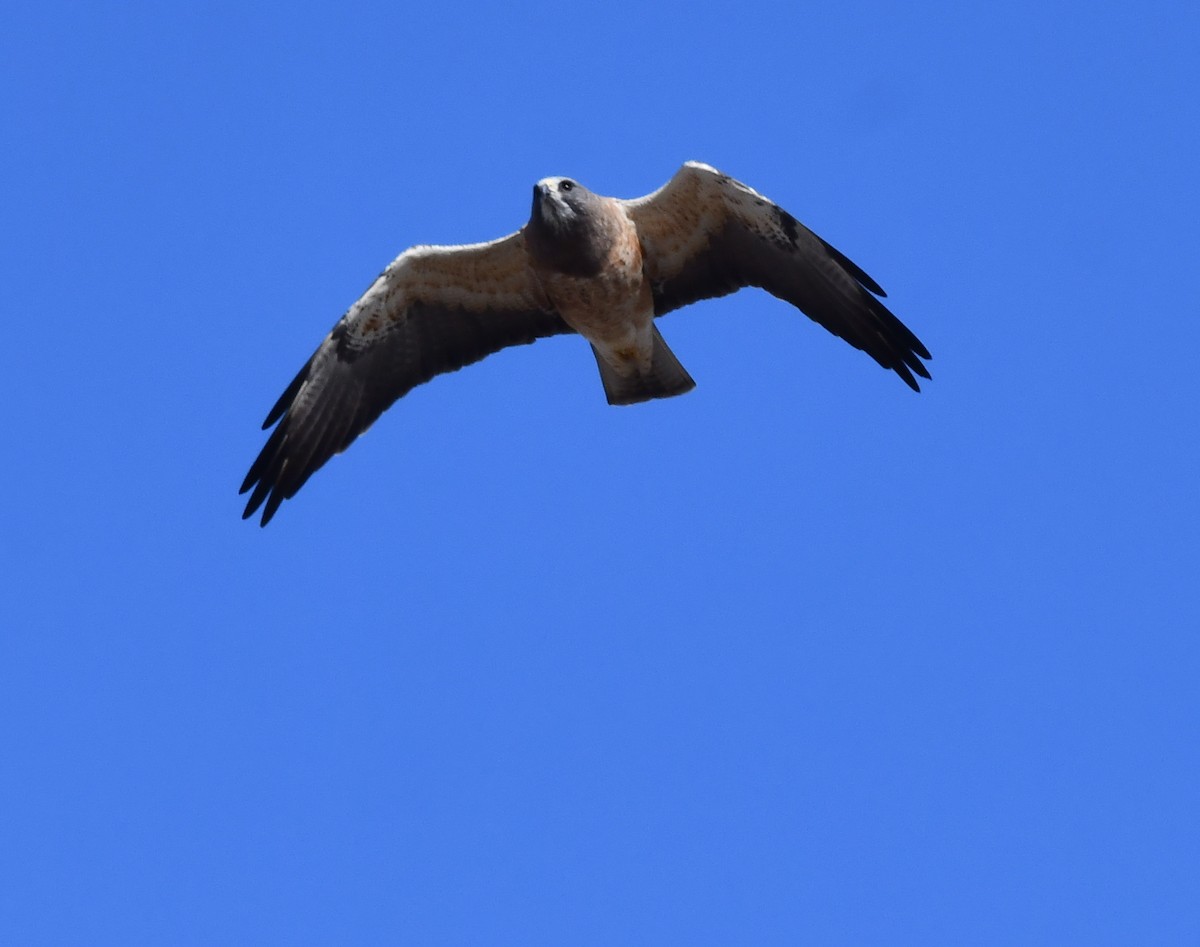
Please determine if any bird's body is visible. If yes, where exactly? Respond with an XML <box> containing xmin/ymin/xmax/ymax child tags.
<box><xmin>535</xmin><ymin>215</ymin><xmax>649</xmax><ymax>360</ymax></box>
<box><xmin>526</xmin><ymin>178</ymin><xmax>692</xmax><ymax>403</ymax></box>
<box><xmin>241</xmin><ymin>162</ymin><xmax>932</xmax><ymax>525</ymax></box>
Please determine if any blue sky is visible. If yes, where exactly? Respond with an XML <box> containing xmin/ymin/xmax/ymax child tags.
<box><xmin>3</xmin><ymin>0</ymin><xmax>1197</xmax><ymax>943</ymax></box>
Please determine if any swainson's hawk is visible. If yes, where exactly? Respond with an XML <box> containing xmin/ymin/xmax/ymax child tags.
<box><xmin>241</xmin><ymin>162</ymin><xmax>931</xmax><ymax>525</ymax></box>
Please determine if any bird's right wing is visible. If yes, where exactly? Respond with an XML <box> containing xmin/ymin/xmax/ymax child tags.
<box><xmin>241</xmin><ymin>232</ymin><xmax>570</xmax><ymax>525</ymax></box>
<box><xmin>622</xmin><ymin>162</ymin><xmax>931</xmax><ymax>390</ymax></box>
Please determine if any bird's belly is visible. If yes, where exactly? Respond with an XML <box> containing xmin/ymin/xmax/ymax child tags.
<box><xmin>545</xmin><ymin>270</ymin><xmax>653</xmax><ymax>351</ymax></box>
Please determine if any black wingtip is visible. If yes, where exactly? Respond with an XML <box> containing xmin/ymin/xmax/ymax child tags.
<box><xmin>239</xmin><ymin>489</ymin><xmax>278</xmax><ymax>527</ymax></box>
<box><xmin>894</xmin><ymin>362</ymin><xmax>920</xmax><ymax>392</ymax></box>
<box><xmin>262</xmin><ymin>357</ymin><xmax>314</xmax><ymax>430</ymax></box>
<box><xmin>819</xmin><ymin>236</ymin><xmax>887</xmax><ymax>297</ymax></box>
<box><xmin>261</xmin><ymin>491</ymin><xmax>285</xmax><ymax>527</ymax></box>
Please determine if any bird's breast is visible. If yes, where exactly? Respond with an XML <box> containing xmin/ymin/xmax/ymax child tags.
<box><xmin>538</xmin><ymin>224</ymin><xmax>652</xmax><ymax>347</ymax></box>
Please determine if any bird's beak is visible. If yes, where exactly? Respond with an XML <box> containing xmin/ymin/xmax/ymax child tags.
<box><xmin>532</xmin><ymin>182</ymin><xmax>554</xmax><ymax>221</ymax></box>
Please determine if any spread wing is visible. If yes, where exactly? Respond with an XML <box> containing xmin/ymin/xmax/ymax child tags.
<box><xmin>241</xmin><ymin>232</ymin><xmax>570</xmax><ymax>526</ymax></box>
<box><xmin>623</xmin><ymin>162</ymin><xmax>931</xmax><ymax>390</ymax></box>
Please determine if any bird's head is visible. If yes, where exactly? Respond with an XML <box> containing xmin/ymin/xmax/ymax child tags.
<box><xmin>530</xmin><ymin>177</ymin><xmax>596</xmax><ymax>230</ymax></box>
<box><xmin>526</xmin><ymin>176</ymin><xmax>609</xmax><ymax>276</ymax></box>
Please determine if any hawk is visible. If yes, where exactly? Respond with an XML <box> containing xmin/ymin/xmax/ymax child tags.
<box><xmin>241</xmin><ymin>161</ymin><xmax>931</xmax><ymax>525</ymax></box>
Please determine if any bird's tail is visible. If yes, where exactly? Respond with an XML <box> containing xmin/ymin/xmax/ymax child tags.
<box><xmin>592</xmin><ymin>324</ymin><xmax>696</xmax><ymax>406</ymax></box>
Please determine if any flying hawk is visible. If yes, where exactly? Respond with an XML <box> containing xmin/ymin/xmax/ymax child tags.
<box><xmin>241</xmin><ymin>161</ymin><xmax>931</xmax><ymax>525</ymax></box>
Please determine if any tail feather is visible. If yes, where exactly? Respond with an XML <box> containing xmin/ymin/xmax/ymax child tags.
<box><xmin>593</xmin><ymin>324</ymin><xmax>696</xmax><ymax>405</ymax></box>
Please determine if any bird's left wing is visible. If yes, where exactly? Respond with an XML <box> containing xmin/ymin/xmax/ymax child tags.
<box><xmin>623</xmin><ymin>162</ymin><xmax>931</xmax><ymax>391</ymax></box>
<box><xmin>241</xmin><ymin>232</ymin><xmax>569</xmax><ymax>526</ymax></box>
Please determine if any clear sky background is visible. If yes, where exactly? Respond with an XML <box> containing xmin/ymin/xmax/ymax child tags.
<box><xmin>3</xmin><ymin>1</ymin><xmax>1197</xmax><ymax>943</ymax></box>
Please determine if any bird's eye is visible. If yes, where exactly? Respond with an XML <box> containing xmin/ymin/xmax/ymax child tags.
<box><xmin>560</xmin><ymin>180</ymin><xmax>574</xmax><ymax>192</ymax></box>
